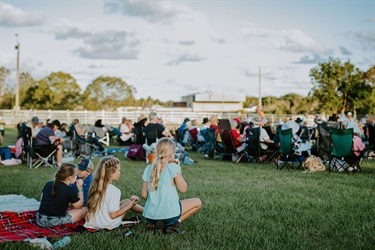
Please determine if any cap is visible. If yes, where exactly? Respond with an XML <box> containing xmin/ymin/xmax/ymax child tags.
<box><xmin>184</xmin><ymin>118</ymin><xmax>190</xmax><ymax>123</ymax></box>
<box><xmin>347</xmin><ymin>112</ymin><xmax>352</xmax><ymax>116</ymax></box>
<box><xmin>31</xmin><ymin>117</ymin><xmax>39</xmax><ymax>124</ymax></box>
<box><xmin>77</xmin><ymin>159</ymin><xmax>94</xmax><ymax>172</ymax></box>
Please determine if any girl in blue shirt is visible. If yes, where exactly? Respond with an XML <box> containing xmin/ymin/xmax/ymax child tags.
<box><xmin>141</xmin><ymin>138</ymin><xmax>202</xmax><ymax>233</ymax></box>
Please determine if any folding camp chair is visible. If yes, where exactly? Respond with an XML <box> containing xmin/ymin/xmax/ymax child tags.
<box><xmin>329</xmin><ymin>128</ymin><xmax>360</xmax><ymax>172</ymax></box>
<box><xmin>187</xmin><ymin>128</ymin><xmax>199</xmax><ymax>151</ymax></box>
<box><xmin>71</xmin><ymin>125</ymin><xmax>97</xmax><ymax>158</ymax></box>
<box><xmin>91</xmin><ymin>126</ymin><xmax>110</xmax><ymax>146</ymax></box>
<box><xmin>219</xmin><ymin>129</ymin><xmax>245</xmax><ymax>163</ymax></box>
<box><xmin>276</xmin><ymin>128</ymin><xmax>305</xmax><ymax>170</ymax></box>
<box><xmin>33</xmin><ymin>148</ymin><xmax>57</xmax><ymax>169</ymax></box>
<box><xmin>316</xmin><ymin>121</ymin><xmax>342</xmax><ymax>164</ymax></box>
<box><xmin>200</xmin><ymin>128</ymin><xmax>223</xmax><ymax>159</ymax></box>
<box><xmin>244</xmin><ymin>127</ymin><xmax>262</xmax><ymax>163</ymax></box>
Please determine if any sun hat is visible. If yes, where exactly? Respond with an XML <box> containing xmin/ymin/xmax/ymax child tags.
<box><xmin>77</xmin><ymin>158</ymin><xmax>94</xmax><ymax>172</ymax></box>
<box><xmin>275</xmin><ymin>120</ymin><xmax>284</xmax><ymax>126</ymax></box>
<box><xmin>346</xmin><ymin>122</ymin><xmax>361</xmax><ymax>134</ymax></box>
<box><xmin>137</xmin><ymin>115</ymin><xmax>147</xmax><ymax>122</ymax></box>
<box><xmin>281</xmin><ymin>120</ymin><xmax>300</xmax><ymax>134</ymax></box>
<box><xmin>251</xmin><ymin>114</ymin><xmax>267</xmax><ymax>125</ymax></box>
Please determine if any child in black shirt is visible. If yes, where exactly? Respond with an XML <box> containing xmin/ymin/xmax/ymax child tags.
<box><xmin>36</xmin><ymin>163</ymin><xmax>86</xmax><ymax>227</ymax></box>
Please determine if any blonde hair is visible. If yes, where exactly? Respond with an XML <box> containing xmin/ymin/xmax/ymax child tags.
<box><xmin>149</xmin><ymin>138</ymin><xmax>176</xmax><ymax>191</ymax></box>
<box><xmin>210</xmin><ymin>115</ymin><xmax>218</xmax><ymax>125</ymax></box>
<box><xmin>86</xmin><ymin>156</ymin><xmax>120</xmax><ymax>221</ymax></box>
<box><xmin>52</xmin><ymin>163</ymin><xmax>77</xmax><ymax>197</ymax></box>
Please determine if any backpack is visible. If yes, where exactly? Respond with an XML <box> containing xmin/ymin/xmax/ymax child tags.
<box><xmin>127</xmin><ymin>144</ymin><xmax>146</xmax><ymax>160</ymax></box>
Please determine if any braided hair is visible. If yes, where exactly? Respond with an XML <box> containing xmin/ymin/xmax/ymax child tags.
<box><xmin>51</xmin><ymin>163</ymin><xmax>77</xmax><ymax>197</ymax></box>
<box><xmin>86</xmin><ymin>156</ymin><xmax>120</xmax><ymax>221</ymax></box>
<box><xmin>149</xmin><ymin>137</ymin><xmax>176</xmax><ymax>191</ymax></box>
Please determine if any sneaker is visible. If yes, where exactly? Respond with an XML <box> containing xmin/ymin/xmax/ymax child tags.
<box><xmin>154</xmin><ymin>220</ymin><xmax>165</xmax><ymax>235</ymax></box>
<box><xmin>145</xmin><ymin>223</ymin><xmax>154</xmax><ymax>230</ymax></box>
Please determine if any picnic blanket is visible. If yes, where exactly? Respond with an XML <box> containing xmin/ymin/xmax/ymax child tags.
<box><xmin>0</xmin><ymin>195</ymin><xmax>84</xmax><ymax>242</ymax></box>
<box><xmin>0</xmin><ymin>210</ymin><xmax>84</xmax><ymax>242</ymax></box>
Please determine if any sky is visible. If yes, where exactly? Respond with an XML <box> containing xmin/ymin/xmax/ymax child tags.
<box><xmin>1</xmin><ymin>0</ymin><xmax>374</xmax><ymax>102</ymax></box>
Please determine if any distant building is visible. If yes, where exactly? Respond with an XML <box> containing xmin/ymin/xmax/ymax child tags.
<box><xmin>182</xmin><ymin>91</ymin><xmax>246</xmax><ymax>112</ymax></box>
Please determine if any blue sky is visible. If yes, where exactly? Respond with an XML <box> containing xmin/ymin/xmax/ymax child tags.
<box><xmin>1</xmin><ymin>0</ymin><xmax>374</xmax><ymax>102</ymax></box>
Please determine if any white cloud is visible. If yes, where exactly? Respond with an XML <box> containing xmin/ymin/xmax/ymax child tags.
<box><xmin>51</xmin><ymin>20</ymin><xmax>140</xmax><ymax>60</ymax></box>
<box><xmin>104</xmin><ymin>0</ymin><xmax>190</xmax><ymax>23</ymax></box>
<box><xmin>275</xmin><ymin>29</ymin><xmax>331</xmax><ymax>54</ymax></box>
<box><xmin>0</xmin><ymin>2</ymin><xmax>44</xmax><ymax>27</ymax></box>
<box><xmin>167</xmin><ymin>53</ymin><xmax>206</xmax><ymax>65</ymax></box>
<box><xmin>293</xmin><ymin>54</ymin><xmax>324</xmax><ymax>64</ymax></box>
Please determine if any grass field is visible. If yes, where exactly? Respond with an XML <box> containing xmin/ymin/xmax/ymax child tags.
<box><xmin>1</xmin><ymin>128</ymin><xmax>375</xmax><ymax>249</ymax></box>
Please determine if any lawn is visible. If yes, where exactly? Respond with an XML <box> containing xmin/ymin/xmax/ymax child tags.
<box><xmin>1</xmin><ymin>128</ymin><xmax>375</xmax><ymax>249</ymax></box>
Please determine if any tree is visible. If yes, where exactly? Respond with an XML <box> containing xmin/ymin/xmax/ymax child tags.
<box><xmin>83</xmin><ymin>76</ymin><xmax>136</xmax><ymax>110</ymax></box>
<box><xmin>19</xmin><ymin>72</ymin><xmax>36</xmax><ymax>107</ymax></box>
<box><xmin>21</xmin><ymin>72</ymin><xmax>82</xmax><ymax>110</ymax></box>
<box><xmin>0</xmin><ymin>67</ymin><xmax>10</xmax><ymax>107</ymax></box>
<box><xmin>309</xmin><ymin>58</ymin><xmax>368</xmax><ymax>114</ymax></box>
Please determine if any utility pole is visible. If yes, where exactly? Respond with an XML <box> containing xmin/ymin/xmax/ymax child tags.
<box><xmin>258</xmin><ymin>66</ymin><xmax>262</xmax><ymax>108</ymax></box>
<box><xmin>15</xmin><ymin>34</ymin><xmax>20</xmax><ymax>123</ymax></box>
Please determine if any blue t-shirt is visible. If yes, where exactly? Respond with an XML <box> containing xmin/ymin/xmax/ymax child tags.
<box><xmin>35</xmin><ymin>127</ymin><xmax>55</xmax><ymax>146</ymax></box>
<box><xmin>38</xmin><ymin>180</ymin><xmax>80</xmax><ymax>217</ymax></box>
<box><xmin>142</xmin><ymin>163</ymin><xmax>181</xmax><ymax>220</ymax></box>
<box><xmin>71</xmin><ymin>175</ymin><xmax>93</xmax><ymax>205</ymax></box>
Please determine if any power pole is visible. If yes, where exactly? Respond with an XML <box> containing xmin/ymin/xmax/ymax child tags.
<box><xmin>15</xmin><ymin>34</ymin><xmax>20</xmax><ymax>123</ymax></box>
<box><xmin>258</xmin><ymin>66</ymin><xmax>262</xmax><ymax>108</ymax></box>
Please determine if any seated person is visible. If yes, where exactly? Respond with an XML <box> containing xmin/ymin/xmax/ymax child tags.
<box><xmin>73</xmin><ymin>119</ymin><xmax>105</xmax><ymax>152</ymax></box>
<box><xmin>133</xmin><ymin>115</ymin><xmax>148</xmax><ymax>145</ymax></box>
<box><xmin>251</xmin><ymin>115</ymin><xmax>275</xmax><ymax>151</ymax></box>
<box><xmin>282</xmin><ymin>120</ymin><xmax>311</xmax><ymax>155</ymax></box>
<box><xmin>178</xmin><ymin>118</ymin><xmax>191</xmax><ymax>146</ymax></box>
<box><xmin>91</xmin><ymin>119</ymin><xmax>110</xmax><ymax>140</ymax></box>
<box><xmin>118</xmin><ymin>117</ymin><xmax>134</xmax><ymax>145</ymax></box>
<box><xmin>209</xmin><ymin>115</ymin><xmax>219</xmax><ymax>136</ymax></box>
<box><xmin>34</xmin><ymin>120</ymin><xmax>65</xmax><ymax>167</ymax></box>
<box><xmin>230</xmin><ymin>119</ymin><xmax>246</xmax><ymax>162</ymax></box>
<box><xmin>347</xmin><ymin>122</ymin><xmax>365</xmax><ymax>156</ymax></box>
<box><xmin>71</xmin><ymin>158</ymin><xmax>94</xmax><ymax>205</ymax></box>
<box><xmin>26</xmin><ymin>116</ymin><xmax>41</xmax><ymax>139</ymax></box>
<box><xmin>143</xmin><ymin>112</ymin><xmax>172</xmax><ymax>145</ymax></box>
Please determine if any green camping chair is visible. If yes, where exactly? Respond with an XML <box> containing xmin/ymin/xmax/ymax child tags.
<box><xmin>276</xmin><ymin>128</ymin><xmax>294</xmax><ymax>170</ymax></box>
<box><xmin>329</xmin><ymin>127</ymin><xmax>360</xmax><ymax>172</ymax></box>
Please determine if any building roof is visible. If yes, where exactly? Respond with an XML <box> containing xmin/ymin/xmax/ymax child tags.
<box><xmin>183</xmin><ymin>91</ymin><xmax>246</xmax><ymax>102</ymax></box>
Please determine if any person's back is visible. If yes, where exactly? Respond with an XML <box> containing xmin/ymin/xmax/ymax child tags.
<box><xmin>144</xmin><ymin>123</ymin><xmax>165</xmax><ymax>145</ymax></box>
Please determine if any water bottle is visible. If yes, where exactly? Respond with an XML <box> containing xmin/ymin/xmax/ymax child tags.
<box><xmin>53</xmin><ymin>236</ymin><xmax>71</xmax><ymax>249</ymax></box>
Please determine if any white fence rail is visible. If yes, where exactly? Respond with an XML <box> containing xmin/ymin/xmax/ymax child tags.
<box><xmin>0</xmin><ymin>109</ymin><xmax>243</xmax><ymax>127</ymax></box>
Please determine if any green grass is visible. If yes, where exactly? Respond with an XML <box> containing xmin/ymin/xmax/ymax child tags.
<box><xmin>1</xmin><ymin>128</ymin><xmax>375</xmax><ymax>249</ymax></box>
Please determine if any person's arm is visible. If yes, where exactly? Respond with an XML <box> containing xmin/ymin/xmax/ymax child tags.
<box><xmin>72</xmin><ymin>179</ymin><xmax>84</xmax><ymax>209</ymax></box>
<box><xmin>109</xmin><ymin>199</ymin><xmax>139</xmax><ymax>219</ymax></box>
<box><xmin>174</xmin><ymin>172</ymin><xmax>187</xmax><ymax>193</ymax></box>
<box><xmin>141</xmin><ymin>181</ymin><xmax>148</xmax><ymax>200</ymax></box>
<box><xmin>162</xmin><ymin>129</ymin><xmax>172</xmax><ymax>138</ymax></box>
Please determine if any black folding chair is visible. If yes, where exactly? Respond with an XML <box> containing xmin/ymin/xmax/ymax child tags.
<box><xmin>219</xmin><ymin>129</ymin><xmax>245</xmax><ymax>163</ymax></box>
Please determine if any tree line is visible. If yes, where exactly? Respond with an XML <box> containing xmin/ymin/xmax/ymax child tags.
<box><xmin>0</xmin><ymin>58</ymin><xmax>374</xmax><ymax>115</ymax></box>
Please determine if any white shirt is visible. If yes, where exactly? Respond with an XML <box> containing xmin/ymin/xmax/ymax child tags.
<box><xmin>84</xmin><ymin>184</ymin><xmax>122</xmax><ymax>230</ymax></box>
<box><xmin>26</xmin><ymin>122</ymin><xmax>40</xmax><ymax>137</ymax></box>
<box><xmin>253</xmin><ymin>125</ymin><xmax>271</xmax><ymax>150</ymax></box>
